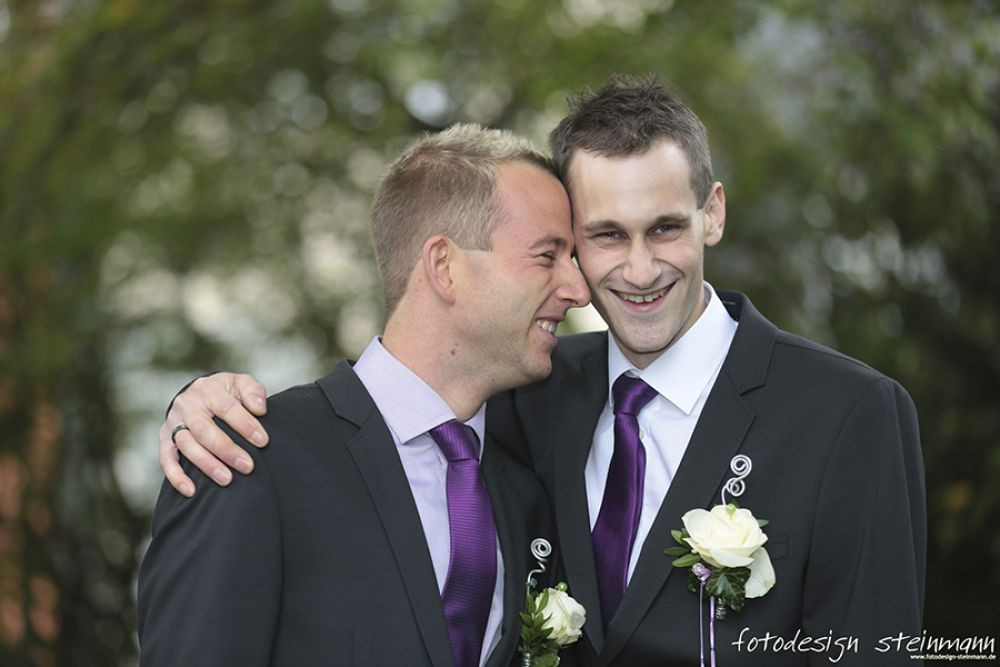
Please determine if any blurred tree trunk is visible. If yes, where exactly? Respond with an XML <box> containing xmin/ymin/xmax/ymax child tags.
<box><xmin>1</xmin><ymin>6</ymin><xmax>147</xmax><ymax>664</ymax></box>
<box><xmin>0</xmin><ymin>282</ymin><xmax>142</xmax><ymax>666</ymax></box>
<box><xmin>0</xmin><ymin>279</ymin><xmax>64</xmax><ymax>667</ymax></box>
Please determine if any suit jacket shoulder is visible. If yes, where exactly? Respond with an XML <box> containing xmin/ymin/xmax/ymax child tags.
<box><xmin>142</xmin><ymin>360</ymin><xmax>558</xmax><ymax>667</ymax></box>
<box><xmin>140</xmin><ymin>362</ymin><xmax>456</xmax><ymax>666</ymax></box>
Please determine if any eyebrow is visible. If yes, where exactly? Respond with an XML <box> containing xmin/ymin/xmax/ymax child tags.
<box><xmin>528</xmin><ymin>235</ymin><xmax>569</xmax><ymax>250</ymax></box>
<box><xmin>581</xmin><ymin>213</ymin><xmax>690</xmax><ymax>232</ymax></box>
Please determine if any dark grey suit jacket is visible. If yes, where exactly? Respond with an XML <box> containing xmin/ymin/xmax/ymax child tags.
<box><xmin>138</xmin><ymin>360</ymin><xmax>555</xmax><ymax>666</ymax></box>
<box><xmin>488</xmin><ymin>291</ymin><xmax>926</xmax><ymax>666</ymax></box>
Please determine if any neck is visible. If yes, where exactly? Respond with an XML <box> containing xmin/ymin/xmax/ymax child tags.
<box><xmin>382</xmin><ymin>310</ymin><xmax>490</xmax><ymax>422</ymax></box>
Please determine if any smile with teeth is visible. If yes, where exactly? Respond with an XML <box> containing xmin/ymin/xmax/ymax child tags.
<box><xmin>616</xmin><ymin>286</ymin><xmax>670</xmax><ymax>304</ymax></box>
<box><xmin>535</xmin><ymin>319</ymin><xmax>558</xmax><ymax>335</ymax></box>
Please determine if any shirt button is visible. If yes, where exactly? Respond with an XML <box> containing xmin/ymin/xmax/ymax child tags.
<box><xmin>639</xmin><ymin>428</ymin><xmax>648</xmax><ymax>441</ymax></box>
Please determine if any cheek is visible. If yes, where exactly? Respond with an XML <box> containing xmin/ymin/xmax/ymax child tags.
<box><xmin>576</xmin><ymin>246</ymin><xmax>618</xmax><ymax>284</ymax></box>
<box><xmin>654</xmin><ymin>242</ymin><xmax>702</xmax><ymax>272</ymax></box>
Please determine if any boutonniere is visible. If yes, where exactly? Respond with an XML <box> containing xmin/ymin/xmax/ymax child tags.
<box><xmin>664</xmin><ymin>455</ymin><xmax>775</xmax><ymax>665</ymax></box>
<box><xmin>519</xmin><ymin>538</ymin><xmax>586</xmax><ymax>667</ymax></box>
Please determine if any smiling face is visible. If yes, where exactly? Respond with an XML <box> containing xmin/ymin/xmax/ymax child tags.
<box><xmin>458</xmin><ymin>160</ymin><xmax>590</xmax><ymax>388</ymax></box>
<box><xmin>568</xmin><ymin>140</ymin><xmax>725</xmax><ymax>369</ymax></box>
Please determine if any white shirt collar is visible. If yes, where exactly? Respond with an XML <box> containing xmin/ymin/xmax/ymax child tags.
<box><xmin>353</xmin><ymin>337</ymin><xmax>486</xmax><ymax>453</ymax></box>
<box><xmin>607</xmin><ymin>283</ymin><xmax>737</xmax><ymax>416</ymax></box>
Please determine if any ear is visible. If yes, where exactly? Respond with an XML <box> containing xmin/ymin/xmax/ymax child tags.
<box><xmin>421</xmin><ymin>234</ymin><xmax>459</xmax><ymax>304</ymax></box>
<box><xmin>703</xmin><ymin>182</ymin><xmax>726</xmax><ymax>247</ymax></box>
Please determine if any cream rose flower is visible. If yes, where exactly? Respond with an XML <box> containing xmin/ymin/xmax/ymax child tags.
<box><xmin>681</xmin><ymin>504</ymin><xmax>768</xmax><ymax>569</ymax></box>
<box><xmin>745</xmin><ymin>545</ymin><xmax>776</xmax><ymax>598</ymax></box>
<box><xmin>540</xmin><ymin>588</ymin><xmax>586</xmax><ymax>647</ymax></box>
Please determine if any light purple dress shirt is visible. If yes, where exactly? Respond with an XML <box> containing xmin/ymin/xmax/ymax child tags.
<box><xmin>353</xmin><ymin>337</ymin><xmax>504</xmax><ymax>667</ymax></box>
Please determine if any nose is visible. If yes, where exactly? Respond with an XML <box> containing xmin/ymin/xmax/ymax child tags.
<box><xmin>622</xmin><ymin>239</ymin><xmax>660</xmax><ymax>288</ymax></box>
<box><xmin>557</xmin><ymin>258</ymin><xmax>591</xmax><ymax>307</ymax></box>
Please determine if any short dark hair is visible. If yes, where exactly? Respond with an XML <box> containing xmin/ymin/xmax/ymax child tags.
<box><xmin>549</xmin><ymin>74</ymin><xmax>715</xmax><ymax>206</ymax></box>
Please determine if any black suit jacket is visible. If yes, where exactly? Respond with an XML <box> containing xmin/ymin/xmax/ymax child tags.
<box><xmin>489</xmin><ymin>291</ymin><xmax>926</xmax><ymax>666</ymax></box>
<box><xmin>138</xmin><ymin>360</ymin><xmax>556</xmax><ymax>666</ymax></box>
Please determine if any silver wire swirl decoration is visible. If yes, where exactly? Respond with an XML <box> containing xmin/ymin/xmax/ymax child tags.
<box><xmin>525</xmin><ymin>537</ymin><xmax>552</xmax><ymax>588</ymax></box>
<box><xmin>720</xmin><ymin>454</ymin><xmax>752</xmax><ymax>506</ymax></box>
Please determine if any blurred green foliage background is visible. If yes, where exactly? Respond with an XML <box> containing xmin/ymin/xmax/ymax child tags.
<box><xmin>1</xmin><ymin>0</ymin><xmax>997</xmax><ymax>664</ymax></box>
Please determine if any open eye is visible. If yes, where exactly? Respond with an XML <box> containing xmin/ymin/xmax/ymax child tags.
<box><xmin>590</xmin><ymin>230</ymin><xmax>625</xmax><ymax>241</ymax></box>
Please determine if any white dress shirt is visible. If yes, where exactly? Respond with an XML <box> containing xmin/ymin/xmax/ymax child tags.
<box><xmin>354</xmin><ymin>337</ymin><xmax>504</xmax><ymax>667</ymax></box>
<box><xmin>585</xmin><ymin>283</ymin><xmax>738</xmax><ymax>582</ymax></box>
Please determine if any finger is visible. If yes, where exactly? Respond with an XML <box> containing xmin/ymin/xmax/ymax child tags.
<box><xmin>184</xmin><ymin>412</ymin><xmax>255</xmax><ymax>477</ymax></box>
<box><xmin>232</xmin><ymin>373</ymin><xmax>268</xmax><ymax>417</ymax></box>
<box><xmin>159</xmin><ymin>423</ymin><xmax>196</xmax><ymax>497</ymax></box>
<box><xmin>210</xmin><ymin>387</ymin><xmax>268</xmax><ymax>449</ymax></box>
<box><xmin>174</xmin><ymin>426</ymin><xmax>235</xmax><ymax>486</ymax></box>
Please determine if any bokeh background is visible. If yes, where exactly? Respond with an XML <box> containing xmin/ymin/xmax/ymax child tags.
<box><xmin>2</xmin><ymin>0</ymin><xmax>998</xmax><ymax>664</ymax></box>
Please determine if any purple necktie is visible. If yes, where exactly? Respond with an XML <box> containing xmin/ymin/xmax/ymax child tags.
<box><xmin>429</xmin><ymin>420</ymin><xmax>497</xmax><ymax>667</ymax></box>
<box><xmin>592</xmin><ymin>374</ymin><xmax>658</xmax><ymax>628</ymax></box>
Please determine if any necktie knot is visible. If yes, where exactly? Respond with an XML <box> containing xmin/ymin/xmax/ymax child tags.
<box><xmin>612</xmin><ymin>374</ymin><xmax>658</xmax><ymax>417</ymax></box>
<box><xmin>430</xmin><ymin>419</ymin><xmax>479</xmax><ymax>463</ymax></box>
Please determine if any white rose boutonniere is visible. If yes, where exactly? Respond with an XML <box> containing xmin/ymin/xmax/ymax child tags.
<box><xmin>537</xmin><ymin>586</ymin><xmax>586</xmax><ymax>647</ymax></box>
<box><xmin>666</xmin><ymin>503</ymin><xmax>775</xmax><ymax>616</ymax></box>
<box><xmin>520</xmin><ymin>539</ymin><xmax>586</xmax><ymax>667</ymax></box>
<box><xmin>664</xmin><ymin>456</ymin><xmax>774</xmax><ymax>666</ymax></box>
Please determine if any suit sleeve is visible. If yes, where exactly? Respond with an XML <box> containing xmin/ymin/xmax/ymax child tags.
<box><xmin>803</xmin><ymin>377</ymin><xmax>926</xmax><ymax>664</ymax></box>
<box><xmin>137</xmin><ymin>425</ymin><xmax>282</xmax><ymax>666</ymax></box>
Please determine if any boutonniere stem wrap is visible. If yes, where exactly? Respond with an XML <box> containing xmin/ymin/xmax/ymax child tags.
<box><xmin>520</xmin><ymin>539</ymin><xmax>586</xmax><ymax>667</ymax></box>
<box><xmin>663</xmin><ymin>455</ymin><xmax>775</xmax><ymax>666</ymax></box>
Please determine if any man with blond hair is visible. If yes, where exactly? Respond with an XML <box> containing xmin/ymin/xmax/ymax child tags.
<box><xmin>138</xmin><ymin>124</ymin><xmax>589</xmax><ymax>666</ymax></box>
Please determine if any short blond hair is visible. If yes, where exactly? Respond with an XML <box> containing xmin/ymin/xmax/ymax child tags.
<box><xmin>370</xmin><ymin>123</ymin><xmax>555</xmax><ymax>316</ymax></box>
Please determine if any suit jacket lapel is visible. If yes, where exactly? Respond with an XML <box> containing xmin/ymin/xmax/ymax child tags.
<box><xmin>319</xmin><ymin>361</ymin><xmax>454</xmax><ymax>667</ymax></box>
<box><xmin>521</xmin><ymin>336</ymin><xmax>609</xmax><ymax>653</ymax></box>
<box><xmin>481</xmin><ymin>439</ymin><xmax>526</xmax><ymax>667</ymax></box>
<box><xmin>600</xmin><ymin>292</ymin><xmax>775</xmax><ymax>663</ymax></box>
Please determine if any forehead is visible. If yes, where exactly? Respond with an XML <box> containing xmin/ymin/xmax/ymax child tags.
<box><xmin>492</xmin><ymin>161</ymin><xmax>573</xmax><ymax>246</ymax></box>
<box><xmin>566</xmin><ymin>141</ymin><xmax>698</xmax><ymax>220</ymax></box>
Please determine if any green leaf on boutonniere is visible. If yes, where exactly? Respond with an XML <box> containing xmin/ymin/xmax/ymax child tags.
<box><xmin>521</xmin><ymin>587</ymin><xmax>558</xmax><ymax>648</ymax></box>
<box><xmin>672</xmin><ymin>553</ymin><xmax>701</xmax><ymax>568</ymax></box>
<box><xmin>757</xmin><ymin>519</ymin><xmax>769</xmax><ymax>528</ymax></box>
<box><xmin>670</xmin><ymin>529</ymin><xmax>687</xmax><ymax>545</ymax></box>
<box><xmin>706</xmin><ymin>566</ymin><xmax>750</xmax><ymax>613</ymax></box>
<box><xmin>664</xmin><ymin>546</ymin><xmax>689</xmax><ymax>557</ymax></box>
<box><xmin>520</xmin><ymin>611</ymin><xmax>533</xmax><ymax>638</ymax></box>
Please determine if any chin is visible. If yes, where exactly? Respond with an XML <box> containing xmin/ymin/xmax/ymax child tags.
<box><xmin>521</xmin><ymin>357</ymin><xmax>553</xmax><ymax>384</ymax></box>
<box><xmin>615</xmin><ymin>329</ymin><xmax>675</xmax><ymax>358</ymax></box>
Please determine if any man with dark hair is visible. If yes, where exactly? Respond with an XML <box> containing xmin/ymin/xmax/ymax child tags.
<box><xmin>138</xmin><ymin>124</ymin><xmax>589</xmax><ymax>667</ymax></box>
<box><xmin>155</xmin><ymin>76</ymin><xmax>925</xmax><ymax>665</ymax></box>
